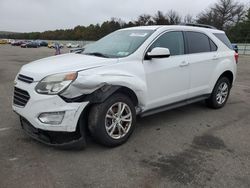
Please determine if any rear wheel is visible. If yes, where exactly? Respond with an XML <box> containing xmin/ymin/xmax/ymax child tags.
<box><xmin>206</xmin><ymin>77</ymin><xmax>231</xmax><ymax>109</ymax></box>
<box><xmin>88</xmin><ymin>93</ymin><xmax>136</xmax><ymax>147</ymax></box>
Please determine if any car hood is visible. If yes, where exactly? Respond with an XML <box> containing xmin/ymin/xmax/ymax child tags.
<box><xmin>19</xmin><ymin>53</ymin><xmax>118</xmax><ymax>81</ymax></box>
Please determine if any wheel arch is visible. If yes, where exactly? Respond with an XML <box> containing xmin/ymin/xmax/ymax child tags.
<box><xmin>218</xmin><ymin>70</ymin><xmax>234</xmax><ymax>86</ymax></box>
<box><xmin>115</xmin><ymin>86</ymin><xmax>139</xmax><ymax>106</ymax></box>
<box><xmin>61</xmin><ymin>84</ymin><xmax>140</xmax><ymax>106</ymax></box>
<box><xmin>209</xmin><ymin>67</ymin><xmax>236</xmax><ymax>93</ymax></box>
<box><xmin>209</xmin><ymin>55</ymin><xmax>236</xmax><ymax>93</ymax></box>
<box><xmin>86</xmin><ymin>85</ymin><xmax>139</xmax><ymax>107</ymax></box>
<box><xmin>76</xmin><ymin>85</ymin><xmax>139</xmax><ymax>137</ymax></box>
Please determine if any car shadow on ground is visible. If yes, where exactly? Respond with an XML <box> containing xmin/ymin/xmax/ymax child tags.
<box><xmin>18</xmin><ymin>101</ymin><xmax>208</xmax><ymax>152</ymax></box>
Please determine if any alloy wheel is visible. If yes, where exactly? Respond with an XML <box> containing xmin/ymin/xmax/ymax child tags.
<box><xmin>105</xmin><ymin>102</ymin><xmax>132</xmax><ymax>139</ymax></box>
<box><xmin>216</xmin><ymin>82</ymin><xmax>229</xmax><ymax>105</ymax></box>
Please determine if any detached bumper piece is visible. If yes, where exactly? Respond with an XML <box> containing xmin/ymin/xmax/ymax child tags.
<box><xmin>20</xmin><ymin>117</ymin><xmax>86</xmax><ymax>149</ymax></box>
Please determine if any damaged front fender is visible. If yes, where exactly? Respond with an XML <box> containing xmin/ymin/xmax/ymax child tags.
<box><xmin>60</xmin><ymin>84</ymin><xmax>121</xmax><ymax>103</ymax></box>
<box><xmin>60</xmin><ymin>71</ymin><xmax>147</xmax><ymax>107</ymax></box>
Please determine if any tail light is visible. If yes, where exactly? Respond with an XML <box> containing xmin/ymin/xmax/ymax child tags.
<box><xmin>234</xmin><ymin>52</ymin><xmax>239</xmax><ymax>64</ymax></box>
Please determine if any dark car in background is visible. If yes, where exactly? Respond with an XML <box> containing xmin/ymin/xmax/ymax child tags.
<box><xmin>20</xmin><ymin>41</ymin><xmax>31</xmax><ymax>48</ymax></box>
<box><xmin>232</xmin><ymin>43</ymin><xmax>238</xmax><ymax>53</ymax></box>
<box><xmin>12</xmin><ymin>40</ymin><xmax>26</xmax><ymax>46</ymax></box>
<box><xmin>21</xmin><ymin>41</ymin><xmax>40</xmax><ymax>48</ymax></box>
<box><xmin>36</xmin><ymin>40</ymin><xmax>48</xmax><ymax>47</ymax></box>
<box><xmin>40</xmin><ymin>41</ymin><xmax>48</xmax><ymax>47</ymax></box>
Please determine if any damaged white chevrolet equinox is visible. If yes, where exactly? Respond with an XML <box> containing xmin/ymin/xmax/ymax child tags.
<box><xmin>13</xmin><ymin>25</ymin><xmax>237</xmax><ymax>148</ymax></box>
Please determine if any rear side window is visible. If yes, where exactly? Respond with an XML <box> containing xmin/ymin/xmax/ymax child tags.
<box><xmin>213</xmin><ymin>33</ymin><xmax>233</xmax><ymax>50</ymax></box>
<box><xmin>149</xmin><ymin>31</ymin><xmax>185</xmax><ymax>56</ymax></box>
<box><xmin>186</xmin><ymin>31</ymin><xmax>211</xmax><ymax>54</ymax></box>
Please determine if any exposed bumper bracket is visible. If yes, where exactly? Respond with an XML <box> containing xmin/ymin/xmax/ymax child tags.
<box><xmin>20</xmin><ymin>116</ymin><xmax>86</xmax><ymax>150</ymax></box>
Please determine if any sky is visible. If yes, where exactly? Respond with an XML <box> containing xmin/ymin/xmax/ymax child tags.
<box><xmin>0</xmin><ymin>0</ymin><xmax>249</xmax><ymax>32</ymax></box>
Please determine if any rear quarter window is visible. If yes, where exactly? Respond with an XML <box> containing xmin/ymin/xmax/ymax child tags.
<box><xmin>213</xmin><ymin>33</ymin><xmax>233</xmax><ymax>50</ymax></box>
<box><xmin>209</xmin><ymin>39</ymin><xmax>218</xmax><ymax>51</ymax></box>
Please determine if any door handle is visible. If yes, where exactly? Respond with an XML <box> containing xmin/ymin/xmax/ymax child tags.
<box><xmin>179</xmin><ymin>61</ymin><xmax>189</xmax><ymax>67</ymax></box>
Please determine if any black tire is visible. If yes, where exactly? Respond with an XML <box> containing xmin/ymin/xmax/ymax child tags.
<box><xmin>206</xmin><ymin>77</ymin><xmax>231</xmax><ymax>109</ymax></box>
<box><xmin>88</xmin><ymin>93</ymin><xmax>136</xmax><ymax>147</ymax></box>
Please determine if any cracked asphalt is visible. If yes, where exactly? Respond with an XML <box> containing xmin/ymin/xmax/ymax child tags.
<box><xmin>0</xmin><ymin>45</ymin><xmax>250</xmax><ymax>188</ymax></box>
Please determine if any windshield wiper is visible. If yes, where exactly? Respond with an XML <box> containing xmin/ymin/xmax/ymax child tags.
<box><xmin>84</xmin><ymin>52</ymin><xmax>109</xmax><ymax>58</ymax></box>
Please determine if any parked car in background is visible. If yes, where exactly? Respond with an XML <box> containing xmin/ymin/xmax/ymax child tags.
<box><xmin>48</xmin><ymin>42</ymin><xmax>64</xmax><ymax>48</ymax></box>
<box><xmin>41</xmin><ymin>41</ymin><xmax>48</xmax><ymax>47</ymax></box>
<box><xmin>232</xmin><ymin>43</ymin><xmax>239</xmax><ymax>63</ymax></box>
<box><xmin>20</xmin><ymin>41</ymin><xmax>31</xmax><ymax>48</ymax></box>
<box><xmin>47</xmin><ymin>42</ymin><xmax>54</xmax><ymax>48</ymax></box>
<box><xmin>232</xmin><ymin>43</ymin><xmax>238</xmax><ymax>53</ymax></box>
<box><xmin>20</xmin><ymin>42</ymin><xmax>28</xmax><ymax>48</ymax></box>
<box><xmin>13</xmin><ymin>25</ymin><xmax>237</xmax><ymax>148</ymax></box>
<box><xmin>35</xmin><ymin>40</ymin><xmax>48</xmax><ymax>47</ymax></box>
<box><xmin>21</xmin><ymin>41</ymin><xmax>40</xmax><ymax>48</ymax></box>
<box><xmin>66</xmin><ymin>43</ymin><xmax>80</xmax><ymax>48</ymax></box>
<box><xmin>12</xmin><ymin>40</ymin><xmax>26</xmax><ymax>46</ymax></box>
<box><xmin>11</xmin><ymin>40</ymin><xmax>16</xmax><ymax>45</ymax></box>
<box><xmin>0</xmin><ymin>39</ymin><xmax>8</xmax><ymax>44</ymax></box>
<box><xmin>69</xmin><ymin>47</ymin><xmax>85</xmax><ymax>53</ymax></box>
<box><xmin>7</xmin><ymin>39</ymin><xmax>15</xmax><ymax>44</ymax></box>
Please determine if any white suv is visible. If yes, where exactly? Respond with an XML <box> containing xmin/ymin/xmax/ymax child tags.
<box><xmin>13</xmin><ymin>25</ymin><xmax>237</xmax><ymax>148</ymax></box>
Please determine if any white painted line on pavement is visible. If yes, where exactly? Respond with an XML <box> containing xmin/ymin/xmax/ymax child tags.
<box><xmin>0</xmin><ymin>127</ymin><xmax>11</xmax><ymax>132</ymax></box>
<box><xmin>9</xmin><ymin>157</ymin><xmax>18</xmax><ymax>161</ymax></box>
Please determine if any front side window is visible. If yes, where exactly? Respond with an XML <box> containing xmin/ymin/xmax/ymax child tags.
<box><xmin>149</xmin><ymin>31</ymin><xmax>185</xmax><ymax>56</ymax></box>
<box><xmin>83</xmin><ymin>29</ymin><xmax>154</xmax><ymax>58</ymax></box>
<box><xmin>186</xmin><ymin>31</ymin><xmax>211</xmax><ymax>54</ymax></box>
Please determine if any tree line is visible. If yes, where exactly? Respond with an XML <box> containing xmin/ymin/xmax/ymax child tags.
<box><xmin>1</xmin><ymin>0</ymin><xmax>250</xmax><ymax>42</ymax></box>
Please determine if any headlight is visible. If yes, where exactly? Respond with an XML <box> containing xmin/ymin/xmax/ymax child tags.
<box><xmin>35</xmin><ymin>72</ymin><xmax>78</xmax><ymax>95</ymax></box>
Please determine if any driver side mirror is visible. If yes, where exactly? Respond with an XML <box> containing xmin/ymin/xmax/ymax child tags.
<box><xmin>146</xmin><ymin>47</ymin><xmax>170</xmax><ymax>60</ymax></box>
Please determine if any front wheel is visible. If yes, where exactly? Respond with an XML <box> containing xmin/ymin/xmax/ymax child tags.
<box><xmin>88</xmin><ymin>93</ymin><xmax>136</xmax><ymax>147</ymax></box>
<box><xmin>206</xmin><ymin>77</ymin><xmax>231</xmax><ymax>109</ymax></box>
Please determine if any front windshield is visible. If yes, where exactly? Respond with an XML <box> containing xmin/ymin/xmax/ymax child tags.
<box><xmin>83</xmin><ymin>29</ymin><xmax>154</xmax><ymax>58</ymax></box>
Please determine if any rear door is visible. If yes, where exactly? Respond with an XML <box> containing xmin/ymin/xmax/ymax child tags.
<box><xmin>184</xmin><ymin>31</ymin><xmax>218</xmax><ymax>98</ymax></box>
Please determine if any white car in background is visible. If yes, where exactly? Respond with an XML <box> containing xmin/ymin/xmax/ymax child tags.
<box><xmin>13</xmin><ymin>24</ymin><xmax>237</xmax><ymax>149</ymax></box>
<box><xmin>66</xmin><ymin>43</ymin><xmax>80</xmax><ymax>48</ymax></box>
<box><xmin>8</xmin><ymin>39</ymin><xmax>15</xmax><ymax>44</ymax></box>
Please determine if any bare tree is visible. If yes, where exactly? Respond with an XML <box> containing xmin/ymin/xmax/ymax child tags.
<box><xmin>197</xmin><ymin>10</ymin><xmax>216</xmax><ymax>26</ymax></box>
<box><xmin>153</xmin><ymin>11</ymin><xmax>170</xmax><ymax>25</ymax></box>
<box><xmin>183</xmin><ymin>14</ymin><xmax>194</xmax><ymax>23</ymax></box>
<box><xmin>135</xmin><ymin>14</ymin><xmax>154</xmax><ymax>26</ymax></box>
<box><xmin>197</xmin><ymin>0</ymin><xmax>245</xmax><ymax>30</ymax></box>
<box><xmin>111</xmin><ymin>17</ymin><xmax>126</xmax><ymax>27</ymax></box>
<box><xmin>167</xmin><ymin>10</ymin><xmax>182</xmax><ymax>24</ymax></box>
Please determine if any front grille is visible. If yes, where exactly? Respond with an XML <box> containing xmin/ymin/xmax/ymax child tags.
<box><xmin>17</xmin><ymin>74</ymin><xmax>34</xmax><ymax>84</ymax></box>
<box><xmin>13</xmin><ymin>87</ymin><xmax>30</xmax><ymax>107</ymax></box>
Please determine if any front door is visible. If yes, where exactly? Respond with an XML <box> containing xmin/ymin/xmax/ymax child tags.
<box><xmin>143</xmin><ymin>31</ymin><xmax>190</xmax><ymax>110</ymax></box>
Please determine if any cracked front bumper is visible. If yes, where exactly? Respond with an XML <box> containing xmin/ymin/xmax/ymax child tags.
<box><xmin>20</xmin><ymin>116</ymin><xmax>86</xmax><ymax>149</ymax></box>
<box><xmin>12</xmin><ymin>79</ymin><xmax>89</xmax><ymax>148</ymax></box>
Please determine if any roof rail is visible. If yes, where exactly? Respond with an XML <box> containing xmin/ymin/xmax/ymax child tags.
<box><xmin>179</xmin><ymin>23</ymin><xmax>217</xmax><ymax>29</ymax></box>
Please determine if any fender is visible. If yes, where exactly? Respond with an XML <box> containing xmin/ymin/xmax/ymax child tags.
<box><xmin>60</xmin><ymin>67</ymin><xmax>148</xmax><ymax>107</ymax></box>
<box><xmin>208</xmin><ymin>56</ymin><xmax>236</xmax><ymax>93</ymax></box>
<box><xmin>60</xmin><ymin>85</ymin><xmax>121</xmax><ymax>103</ymax></box>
